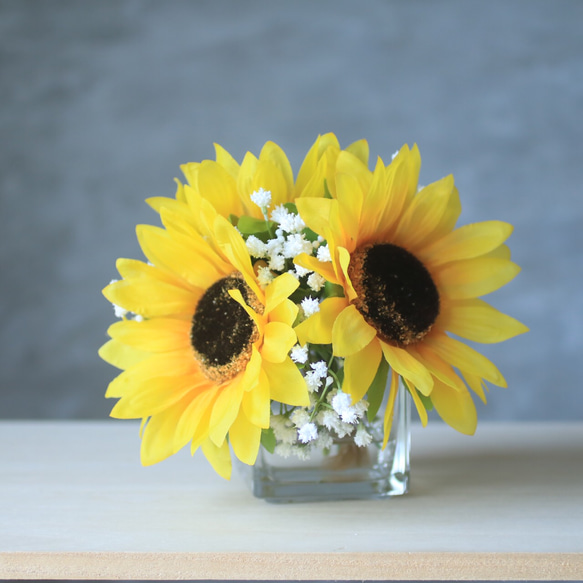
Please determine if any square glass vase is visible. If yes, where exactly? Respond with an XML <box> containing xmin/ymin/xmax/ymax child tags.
<box><xmin>240</xmin><ymin>387</ymin><xmax>411</xmax><ymax>503</ymax></box>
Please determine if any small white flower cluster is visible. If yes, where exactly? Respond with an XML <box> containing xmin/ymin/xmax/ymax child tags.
<box><xmin>269</xmin><ymin>353</ymin><xmax>373</xmax><ymax>459</ymax></box>
<box><xmin>245</xmin><ymin>192</ymin><xmax>327</xmax><ymax>292</ymax></box>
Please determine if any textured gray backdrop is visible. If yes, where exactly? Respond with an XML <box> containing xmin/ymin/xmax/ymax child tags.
<box><xmin>1</xmin><ymin>0</ymin><xmax>582</xmax><ymax>422</ymax></box>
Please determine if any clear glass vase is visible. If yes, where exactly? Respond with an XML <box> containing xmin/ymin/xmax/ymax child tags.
<box><xmin>240</xmin><ymin>386</ymin><xmax>411</xmax><ymax>503</ymax></box>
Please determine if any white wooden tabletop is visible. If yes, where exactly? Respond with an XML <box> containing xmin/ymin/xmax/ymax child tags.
<box><xmin>0</xmin><ymin>420</ymin><xmax>581</xmax><ymax>580</ymax></box>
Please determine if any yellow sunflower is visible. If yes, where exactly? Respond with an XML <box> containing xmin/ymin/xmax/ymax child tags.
<box><xmin>99</xmin><ymin>189</ymin><xmax>309</xmax><ymax>479</ymax></box>
<box><xmin>294</xmin><ymin>142</ymin><xmax>528</xmax><ymax>443</ymax></box>
<box><xmin>145</xmin><ymin>135</ymin><xmax>369</xmax><ymax>223</ymax></box>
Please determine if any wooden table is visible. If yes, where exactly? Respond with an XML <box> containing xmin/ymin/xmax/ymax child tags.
<box><xmin>0</xmin><ymin>421</ymin><xmax>581</xmax><ymax>580</ymax></box>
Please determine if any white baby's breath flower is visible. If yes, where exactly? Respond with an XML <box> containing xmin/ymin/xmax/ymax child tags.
<box><xmin>307</xmin><ymin>272</ymin><xmax>326</xmax><ymax>292</ymax></box>
<box><xmin>113</xmin><ymin>304</ymin><xmax>128</xmax><ymax>319</ymax></box>
<box><xmin>271</xmin><ymin>414</ymin><xmax>298</xmax><ymax>445</ymax></box>
<box><xmin>318</xmin><ymin>409</ymin><xmax>340</xmax><ymax>431</ymax></box>
<box><xmin>290</xmin><ymin>408</ymin><xmax>310</xmax><ymax>428</ymax></box>
<box><xmin>290</xmin><ymin>344</ymin><xmax>309</xmax><ymax>364</ymax></box>
<box><xmin>283</xmin><ymin>233</ymin><xmax>313</xmax><ymax>259</ymax></box>
<box><xmin>301</xmin><ymin>296</ymin><xmax>320</xmax><ymax>318</ymax></box>
<box><xmin>354</xmin><ymin>425</ymin><xmax>373</xmax><ymax>447</ymax></box>
<box><xmin>250</xmin><ymin>187</ymin><xmax>272</xmax><ymax>210</ymax></box>
<box><xmin>331</xmin><ymin>391</ymin><xmax>352</xmax><ymax>416</ymax></box>
<box><xmin>270</xmin><ymin>204</ymin><xmax>288</xmax><ymax>223</ymax></box>
<box><xmin>245</xmin><ymin>235</ymin><xmax>268</xmax><ymax>258</ymax></box>
<box><xmin>256</xmin><ymin>265</ymin><xmax>275</xmax><ymax>287</ymax></box>
<box><xmin>315</xmin><ymin>429</ymin><xmax>334</xmax><ymax>450</ymax></box>
<box><xmin>271</xmin><ymin>205</ymin><xmax>305</xmax><ymax>233</ymax></box>
<box><xmin>274</xmin><ymin>443</ymin><xmax>293</xmax><ymax>458</ymax></box>
<box><xmin>298</xmin><ymin>422</ymin><xmax>318</xmax><ymax>443</ymax></box>
<box><xmin>268</xmin><ymin>254</ymin><xmax>286</xmax><ymax>271</ymax></box>
<box><xmin>304</xmin><ymin>370</ymin><xmax>323</xmax><ymax>392</ymax></box>
<box><xmin>294</xmin><ymin>264</ymin><xmax>311</xmax><ymax>278</ymax></box>
<box><xmin>310</xmin><ymin>360</ymin><xmax>328</xmax><ymax>379</ymax></box>
<box><xmin>316</xmin><ymin>244</ymin><xmax>331</xmax><ymax>262</ymax></box>
<box><xmin>293</xmin><ymin>446</ymin><xmax>311</xmax><ymax>460</ymax></box>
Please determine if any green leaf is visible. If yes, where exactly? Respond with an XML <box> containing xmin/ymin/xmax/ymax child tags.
<box><xmin>324</xmin><ymin>282</ymin><xmax>345</xmax><ymax>298</ymax></box>
<box><xmin>283</xmin><ymin>202</ymin><xmax>298</xmax><ymax>214</ymax></box>
<box><xmin>302</xmin><ymin>227</ymin><xmax>319</xmax><ymax>243</ymax></box>
<box><xmin>418</xmin><ymin>392</ymin><xmax>434</xmax><ymax>412</ymax></box>
<box><xmin>237</xmin><ymin>215</ymin><xmax>274</xmax><ymax>235</ymax></box>
<box><xmin>229</xmin><ymin>214</ymin><xmax>239</xmax><ymax>226</ymax></box>
<box><xmin>367</xmin><ymin>358</ymin><xmax>390</xmax><ymax>422</ymax></box>
<box><xmin>260</xmin><ymin>427</ymin><xmax>276</xmax><ymax>453</ymax></box>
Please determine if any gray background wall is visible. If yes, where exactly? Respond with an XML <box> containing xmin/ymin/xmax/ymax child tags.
<box><xmin>1</xmin><ymin>0</ymin><xmax>581</xmax><ymax>421</ymax></box>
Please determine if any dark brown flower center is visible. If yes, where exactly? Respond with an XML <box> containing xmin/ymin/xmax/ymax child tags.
<box><xmin>191</xmin><ymin>273</ymin><xmax>262</xmax><ymax>383</ymax></box>
<box><xmin>348</xmin><ymin>243</ymin><xmax>439</xmax><ymax>347</ymax></box>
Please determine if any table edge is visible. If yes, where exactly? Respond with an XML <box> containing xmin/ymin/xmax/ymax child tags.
<box><xmin>1</xmin><ymin>551</ymin><xmax>582</xmax><ymax>581</ymax></box>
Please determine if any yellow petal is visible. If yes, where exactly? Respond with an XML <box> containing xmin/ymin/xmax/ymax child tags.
<box><xmin>201</xmin><ymin>437</ymin><xmax>232</xmax><ymax>480</ymax></box>
<box><xmin>137</xmin><ymin>220</ymin><xmax>206</xmax><ymax>282</ymax></box>
<box><xmin>295</xmin><ymin>297</ymin><xmax>347</xmax><ymax>346</ymax></box>
<box><xmin>173</xmin><ymin>388</ymin><xmax>217</xmax><ymax>452</ymax></box>
<box><xmin>105</xmin><ymin>349</ymin><xmax>197</xmax><ymax>398</ymax></box>
<box><xmin>404</xmin><ymin>378</ymin><xmax>429</xmax><ymax>428</ymax></box>
<box><xmin>213</xmin><ymin>143</ymin><xmax>240</xmax><ymax>179</ymax></box>
<box><xmin>343</xmin><ymin>338</ymin><xmax>382</xmax><ymax>403</ymax></box>
<box><xmin>103</xmin><ymin>278</ymin><xmax>198</xmax><ymax>318</ymax></box>
<box><xmin>393</xmin><ymin>175</ymin><xmax>455</xmax><ymax>251</ymax></box>
<box><xmin>419</xmin><ymin>185</ymin><xmax>461</xmax><ymax>247</ymax></box>
<box><xmin>382</xmin><ymin>370</ymin><xmax>400</xmax><ymax>449</ymax></box>
<box><xmin>439</xmin><ymin>298</ymin><xmax>528</xmax><ymax>343</ymax></box>
<box><xmin>461</xmin><ymin>370</ymin><xmax>488</xmax><ymax>404</ymax></box>
<box><xmin>295</xmin><ymin>197</ymin><xmax>334</xmax><ymax>238</ymax></box>
<box><xmin>114</xmin><ymin>258</ymin><xmax>185</xmax><ymax>288</ymax></box>
<box><xmin>380</xmin><ymin>343</ymin><xmax>434</xmax><ymax>396</ymax></box>
<box><xmin>295</xmin><ymin>133</ymin><xmax>340</xmax><ymax>196</ymax></box>
<box><xmin>294</xmin><ymin>252</ymin><xmax>338</xmax><ymax>286</ymax></box>
<box><xmin>431</xmin><ymin>380</ymin><xmax>477</xmax><ymax>435</ymax></box>
<box><xmin>242</xmin><ymin>368</ymin><xmax>271</xmax><ymax>428</ymax></box>
<box><xmin>425</xmin><ymin>331</ymin><xmax>507</xmax><ymax>387</ymax></box>
<box><xmin>229</xmin><ymin>409</ymin><xmax>262</xmax><ymax>466</ymax></box>
<box><xmin>336</xmin><ymin>174</ymin><xmax>363</xmax><ymax>251</ymax></box>
<box><xmin>435</xmin><ymin>257</ymin><xmax>521</xmax><ymax>300</ymax></box>
<box><xmin>408</xmin><ymin>342</ymin><xmax>466</xmax><ymax>392</ymax></box>
<box><xmin>375</xmin><ymin>144</ymin><xmax>421</xmax><ymax>236</ymax></box>
<box><xmin>268</xmin><ymin>298</ymin><xmax>298</xmax><ymax>328</ymax></box>
<box><xmin>264</xmin><ymin>272</ymin><xmax>299</xmax><ymax>315</ymax></box>
<box><xmin>259</xmin><ymin>141</ymin><xmax>294</xmax><ymax>204</ymax></box>
<box><xmin>252</xmin><ymin>159</ymin><xmax>290</xmax><ymax>209</ymax></box>
<box><xmin>336</xmin><ymin>247</ymin><xmax>356</xmax><ymax>300</ymax></box>
<box><xmin>140</xmin><ymin>395</ymin><xmax>192</xmax><ymax>466</ymax></box>
<box><xmin>214</xmin><ymin>215</ymin><xmax>262</xmax><ymax>300</ymax></box>
<box><xmin>262</xmin><ymin>321</ymin><xmax>296</xmax><ymax>363</ymax></box>
<box><xmin>421</xmin><ymin>221</ymin><xmax>514</xmax><ymax>266</ymax></box>
<box><xmin>110</xmin><ymin>374</ymin><xmax>204</xmax><ymax>419</ymax></box>
<box><xmin>99</xmin><ymin>339</ymin><xmax>150</xmax><ymax>370</ymax></box>
<box><xmin>332</xmin><ymin>304</ymin><xmax>376</xmax><ymax>357</ymax></box>
<box><xmin>345</xmin><ymin>139</ymin><xmax>369</xmax><ymax>166</ymax></box>
<box><xmin>264</xmin><ymin>358</ymin><xmax>310</xmax><ymax>407</ymax></box>
<box><xmin>107</xmin><ymin>318</ymin><xmax>191</xmax><ymax>353</ymax></box>
<box><xmin>358</xmin><ymin>157</ymin><xmax>388</xmax><ymax>244</ymax></box>
<box><xmin>208</xmin><ymin>376</ymin><xmax>245</xmax><ymax>447</ymax></box>
<box><xmin>196</xmin><ymin>160</ymin><xmax>244</xmax><ymax>218</ymax></box>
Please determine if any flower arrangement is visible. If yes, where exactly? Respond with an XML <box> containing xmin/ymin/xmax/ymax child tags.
<box><xmin>100</xmin><ymin>134</ymin><xmax>528</xmax><ymax>481</ymax></box>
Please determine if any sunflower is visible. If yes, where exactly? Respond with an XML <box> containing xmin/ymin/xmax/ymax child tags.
<box><xmin>294</xmin><ymin>142</ymin><xmax>528</xmax><ymax>443</ymax></box>
<box><xmin>99</xmin><ymin>189</ymin><xmax>309</xmax><ymax>478</ymax></box>
<box><xmin>145</xmin><ymin>135</ymin><xmax>369</xmax><ymax>224</ymax></box>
